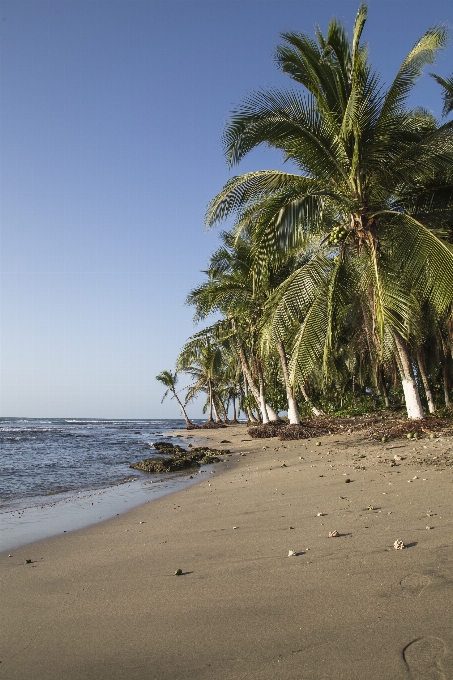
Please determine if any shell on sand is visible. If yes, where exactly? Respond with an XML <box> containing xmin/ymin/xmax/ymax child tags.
<box><xmin>393</xmin><ymin>539</ymin><xmax>405</xmax><ymax>550</ymax></box>
<box><xmin>328</xmin><ymin>530</ymin><xmax>339</xmax><ymax>538</ymax></box>
<box><xmin>288</xmin><ymin>550</ymin><xmax>297</xmax><ymax>557</ymax></box>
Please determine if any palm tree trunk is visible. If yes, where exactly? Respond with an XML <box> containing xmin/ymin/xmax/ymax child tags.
<box><xmin>276</xmin><ymin>340</ymin><xmax>301</xmax><ymax>424</ymax></box>
<box><xmin>393</xmin><ymin>333</ymin><xmax>425</xmax><ymax>419</ymax></box>
<box><xmin>207</xmin><ymin>380</ymin><xmax>214</xmax><ymax>422</ymax></box>
<box><xmin>238</xmin><ymin>344</ymin><xmax>269</xmax><ymax>423</ymax></box>
<box><xmin>258</xmin><ymin>370</ymin><xmax>270</xmax><ymax>423</ymax></box>
<box><xmin>442</xmin><ymin>361</ymin><xmax>451</xmax><ymax>407</ymax></box>
<box><xmin>232</xmin><ymin>396</ymin><xmax>238</xmax><ymax>422</ymax></box>
<box><xmin>300</xmin><ymin>384</ymin><xmax>323</xmax><ymax>417</ymax></box>
<box><xmin>172</xmin><ymin>390</ymin><xmax>193</xmax><ymax>428</ymax></box>
<box><xmin>212</xmin><ymin>399</ymin><xmax>222</xmax><ymax>423</ymax></box>
<box><xmin>378</xmin><ymin>365</ymin><xmax>390</xmax><ymax>408</ymax></box>
<box><xmin>243</xmin><ymin>377</ymin><xmax>258</xmax><ymax>422</ymax></box>
<box><xmin>417</xmin><ymin>349</ymin><xmax>436</xmax><ymax>414</ymax></box>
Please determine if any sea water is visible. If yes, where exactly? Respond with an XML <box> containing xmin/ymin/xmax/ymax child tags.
<box><xmin>0</xmin><ymin>418</ymin><xmax>207</xmax><ymax>551</ymax></box>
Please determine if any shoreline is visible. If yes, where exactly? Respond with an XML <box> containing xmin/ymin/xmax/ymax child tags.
<box><xmin>0</xmin><ymin>469</ymin><xmax>208</xmax><ymax>553</ymax></box>
<box><xmin>2</xmin><ymin>423</ymin><xmax>453</xmax><ymax>679</ymax></box>
<box><xmin>0</xmin><ymin>424</ymin><xmax>213</xmax><ymax>552</ymax></box>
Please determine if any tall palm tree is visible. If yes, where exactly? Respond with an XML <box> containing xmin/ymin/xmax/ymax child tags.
<box><xmin>206</xmin><ymin>4</ymin><xmax>453</xmax><ymax>419</ymax></box>
<box><xmin>155</xmin><ymin>370</ymin><xmax>193</xmax><ymax>428</ymax></box>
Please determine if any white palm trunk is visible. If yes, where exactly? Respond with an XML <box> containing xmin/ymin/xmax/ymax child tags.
<box><xmin>300</xmin><ymin>384</ymin><xmax>322</xmax><ymax>416</ymax></box>
<box><xmin>277</xmin><ymin>340</ymin><xmax>301</xmax><ymax>424</ymax></box>
<box><xmin>238</xmin><ymin>345</ymin><xmax>270</xmax><ymax>423</ymax></box>
<box><xmin>417</xmin><ymin>350</ymin><xmax>436</xmax><ymax>414</ymax></box>
<box><xmin>265</xmin><ymin>403</ymin><xmax>279</xmax><ymax>421</ymax></box>
<box><xmin>394</xmin><ymin>334</ymin><xmax>425</xmax><ymax>420</ymax></box>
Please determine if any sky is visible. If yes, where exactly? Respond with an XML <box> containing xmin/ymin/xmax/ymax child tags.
<box><xmin>1</xmin><ymin>0</ymin><xmax>453</xmax><ymax>419</ymax></box>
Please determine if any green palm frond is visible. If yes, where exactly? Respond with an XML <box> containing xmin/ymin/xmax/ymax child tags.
<box><xmin>431</xmin><ymin>72</ymin><xmax>453</xmax><ymax>117</ymax></box>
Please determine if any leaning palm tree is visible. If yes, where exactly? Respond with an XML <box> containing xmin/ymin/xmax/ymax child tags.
<box><xmin>155</xmin><ymin>370</ymin><xmax>193</xmax><ymax>428</ymax></box>
<box><xmin>206</xmin><ymin>4</ymin><xmax>453</xmax><ymax>419</ymax></box>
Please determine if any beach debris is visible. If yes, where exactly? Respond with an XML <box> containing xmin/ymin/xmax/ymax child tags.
<box><xmin>328</xmin><ymin>530</ymin><xmax>340</xmax><ymax>538</ymax></box>
<box><xmin>394</xmin><ymin>454</ymin><xmax>402</xmax><ymax>461</ymax></box>
<box><xmin>393</xmin><ymin>539</ymin><xmax>405</xmax><ymax>550</ymax></box>
<box><xmin>316</xmin><ymin>441</ymin><xmax>322</xmax><ymax>446</ymax></box>
<box><xmin>174</xmin><ymin>569</ymin><xmax>183</xmax><ymax>576</ymax></box>
<box><xmin>139</xmin><ymin>521</ymin><xmax>145</xmax><ymax>524</ymax></box>
<box><xmin>220</xmin><ymin>440</ymin><xmax>232</xmax><ymax>443</ymax></box>
<box><xmin>367</xmin><ymin>505</ymin><xmax>375</xmax><ymax>511</ymax></box>
<box><xmin>233</xmin><ymin>526</ymin><xmax>238</xmax><ymax>529</ymax></box>
<box><xmin>288</xmin><ymin>550</ymin><xmax>297</xmax><ymax>557</ymax></box>
<box><xmin>427</xmin><ymin>510</ymin><xmax>434</xmax><ymax>516</ymax></box>
<box><xmin>317</xmin><ymin>512</ymin><xmax>326</xmax><ymax>516</ymax></box>
<box><xmin>24</xmin><ymin>559</ymin><xmax>32</xmax><ymax>564</ymax></box>
<box><xmin>413</xmin><ymin>476</ymin><xmax>418</xmax><ymax>480</ymax></box>
<box><xmin>281</xmin><ymin>463</ymin><xmax>287</xmax><ymax>467</ymax></box>
<box><xmin>426</xmin><ymin>526</ymin><xmax>432</xmax><ymax>530</ymax></box>
<box><xmin>344</xmin><ymin>478</ymin><xmax>351</xmax><ymax>483</ymax></box>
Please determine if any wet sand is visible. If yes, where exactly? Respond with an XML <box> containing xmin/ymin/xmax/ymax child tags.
<box><xmin>1</xmin><ymin>424</ymin><xmax>453</xmax><ymax>679</ymax></box>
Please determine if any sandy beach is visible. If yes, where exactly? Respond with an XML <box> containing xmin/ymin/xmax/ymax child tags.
<box><xmin>2</xmin><ymin>423</ymin><xmax>453</xmax><ymax>679</ymax></box>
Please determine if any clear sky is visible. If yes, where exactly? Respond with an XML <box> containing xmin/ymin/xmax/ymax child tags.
<box><xmin>1</xmin><ymin>0</ymin><xmax>452</xmax><ymax>419</ymax></box>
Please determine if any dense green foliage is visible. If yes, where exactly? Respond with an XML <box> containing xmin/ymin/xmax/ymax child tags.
<box><xmin>158</xmin><ymin>5</ymin><xmax>453</xmax><ymax>423</ymax></box>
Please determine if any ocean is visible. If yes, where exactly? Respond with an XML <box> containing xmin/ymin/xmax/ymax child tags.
<box><xmin>0</xmin><ymin>417</ymin><xmax>207</xmax><ymax>551</ymax></box>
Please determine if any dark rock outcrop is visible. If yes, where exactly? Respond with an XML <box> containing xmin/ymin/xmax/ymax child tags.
<box><xmin>130</xmin><ymin>442</ymin><xmax>231</xmax><ymax>474</ymax></box>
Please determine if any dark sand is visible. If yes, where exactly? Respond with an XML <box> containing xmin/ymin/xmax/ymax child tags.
<box><xmin>1</xmin><ymin>425</ymin><xmax>453</xmax><ymax>679</ymax></box>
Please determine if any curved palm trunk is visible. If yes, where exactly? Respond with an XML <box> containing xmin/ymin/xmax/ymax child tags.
<box><xmin>300</xmin><ymin>384</ymin><xmax>323</xmax><ymax>417</ymax></box>
<box><xmin>238</xmin><ymin>344</ymin><xmax>270</xmax><ymax>423</ymax></box>
<box><xmin>256</xmin><ymin>361</ymin><xmax>279</xmax><ymax>421</ymax></box>
<box><xmin>277</xmin><ymin>340</ymin><xmax>301</xmax><ymax>424</ymax></box>
<box><xmin>417</xmin><ymin>349</ymin><xmax>436</xmax><ymax>414</ymax></box>
<box><xmin>394</xmin><ymin>333</ymin><xmax>425</xmax><ymax>420</ymax></box>
<box><xmin>212</xmin><ymin>398</ymin><xmax>222</xmax><ymax>423</ymax></box>
<box><xmin>172</xmin><ymin>390</ymin><xmax>193</xmax><ymax>428</ymax></box>
<box><xmin>243</xmin><ymin>377</ymin><xmax>258</xmax><ymax>422</ymax></box>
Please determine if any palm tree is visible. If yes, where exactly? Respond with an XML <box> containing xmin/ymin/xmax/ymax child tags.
<box><xmin>431</xmin><ymin>72</ymin><xmax>453</xmax><ymax>117</ymax></box>
<box><xmin>206</xmin><ymin>4</ymin><xmax>453</xmax><ymax>419</ymax></box>
<box><xmin>186</xmin><ymin>230</ymin><xmax>310</xmax><ymax>422</ymax></box>
<box><xmin>155</xmin><ymin>370</ymin><xmax>193</xmax><ymax>428</ymax></box>
<box><xmin>178</xmin><ymin>339</ymin><xmax>226</xmax><ymax>423</ymax></box>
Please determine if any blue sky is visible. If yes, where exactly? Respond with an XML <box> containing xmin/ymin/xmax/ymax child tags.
<box><xmin>1</xmin><ymin>0</ymin><xmax>452</xmax><ymax>419</ymax></box>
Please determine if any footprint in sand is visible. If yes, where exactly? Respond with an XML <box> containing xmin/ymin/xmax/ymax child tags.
<box><xmin>399</xmin><ymin>573</ymin><xmax>431</xmax><ymax>598</ymax></box>
<box><xmin>403</xmin><ymin>637</ymin><xmax>447</xmax><ymax>679</ymax></box>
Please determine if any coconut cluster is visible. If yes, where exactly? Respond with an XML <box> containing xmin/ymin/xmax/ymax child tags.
<box><xmin>328</xmin><ymin>225</ymin><xmax>349</xmax><ymax>246</ymax></box>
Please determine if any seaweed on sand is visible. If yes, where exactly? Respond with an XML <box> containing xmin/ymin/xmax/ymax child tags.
<box><xmin>247</xmin><ymin>412</ymin><xmax>453</xmax><ymax>442</ymax></box>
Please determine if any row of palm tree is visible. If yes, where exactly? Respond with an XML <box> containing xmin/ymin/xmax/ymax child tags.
<box><xmin>158</xmin><ymin>4</ymin><xmax>453</xmax><ymax>425</ymax></box>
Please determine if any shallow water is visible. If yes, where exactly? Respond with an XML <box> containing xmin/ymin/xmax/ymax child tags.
<box><xmin>0</xmin><ymin>417</ymin><xmax>206</xmax><ymax>551</ymax></box>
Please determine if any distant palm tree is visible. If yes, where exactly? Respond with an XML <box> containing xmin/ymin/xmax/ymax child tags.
<box><xmin>155</xmin><ymin>370</ymin><xmax>193</xmax><ymax>428</ymax></box>
<box><xmin>207</xmin><ymin>4</ymin><xmax>453</xmax><ymax>419</ymax></box>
